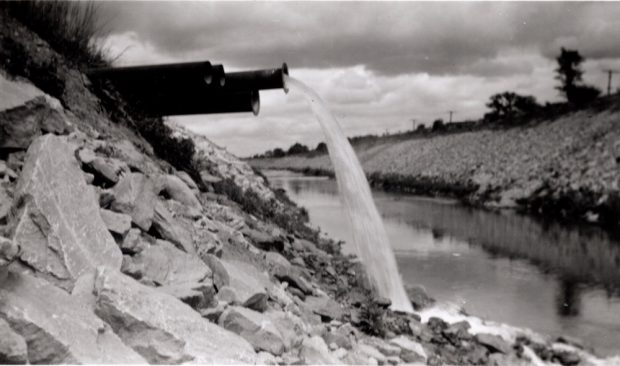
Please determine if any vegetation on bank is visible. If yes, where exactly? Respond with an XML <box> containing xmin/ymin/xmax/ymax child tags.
<box><xmin>4</xmin><ymin>1</ymin><xmax>109</xmax><ymax>68</ymax></box>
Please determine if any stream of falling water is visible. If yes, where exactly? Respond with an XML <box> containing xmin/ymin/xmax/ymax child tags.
<box><xmin>284</xmin><ymin>75</ymin><xmax>413</xmax><ymax>312</ymax></box>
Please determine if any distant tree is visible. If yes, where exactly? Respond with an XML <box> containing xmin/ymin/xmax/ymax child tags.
<box><xmin>432</xmin><ymin>119</ymin><xmax>445</xmax><ymax>131</ymax></box>
<box><xmin>315</xmin><ymin>142</ymin><xmax>328</xmax><ymax>153</ymax></box>
<box><xmin>555</xmin><ymin>47</ymin><xmax>584</xmax><ymax>101</ymax></box>
<box><xmin>272</xmin><ymin>148</ymin><xmax>285</xmax><ymax>158</ymax></box>
<box><xmin>287</xmin><ymin>142</ymin><xmax>309</xmax><ymax>155</ymax></box>
<box><xmin>484</xmin><ymin>91</ymin><xmax>540</xmax><ymax>122</ymax></box>
<box><xmin>555</xmin><ymin>48</ymin><xmax>601</xmax><ymax>105</ymax></box>
<box><xmin>416</xmin><ymin>124</ymin><xmax>426</xmax><ymax>132</ymax></box>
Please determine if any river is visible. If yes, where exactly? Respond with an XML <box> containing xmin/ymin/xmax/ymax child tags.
<box><xmin>263</xmin><ymin>169</ymin><xmax>620</xmax><ymax>357</ymax></box>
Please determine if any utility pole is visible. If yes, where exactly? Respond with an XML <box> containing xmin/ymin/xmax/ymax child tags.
<box><xmin>411</xmin><ymin>119</ymin><xmax>417</xmax><ymax>131</ymax></box>
<box><xmin>448</xmin><ymin>110</ymin><xmax>454</xmax><ymax>123</ymax></box>
<box><xmin>604</xmin><ymin>69</ymin><xmax>617</xmax><ymax>97</ymax></box>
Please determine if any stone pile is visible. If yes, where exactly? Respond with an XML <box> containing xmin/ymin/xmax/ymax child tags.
<box><xmin>0</xmin><ymin>23</ymin><xmax>606</xmax><ymax>364</ymax></box>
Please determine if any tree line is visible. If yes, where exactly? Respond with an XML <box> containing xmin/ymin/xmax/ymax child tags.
<box><xmin>482</xmin><ymin>47</ymin><xmax>602</xmax><ymax>124</ymax></box>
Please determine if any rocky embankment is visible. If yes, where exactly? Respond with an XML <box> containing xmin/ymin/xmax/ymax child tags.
<box><xmin>251</xmin><ymin>104</ymin><xmax>620</xmax><ymax>226</ymax></box>
<box><xmin>0</xmin><ymin>10</ymin><xmax>617</xmax><ymax>366</ymax></box>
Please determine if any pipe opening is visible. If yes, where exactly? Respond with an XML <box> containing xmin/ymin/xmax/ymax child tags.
<box><xmin>281</xmin><ymin>63</ymin><xmax>289</xmax><ymax>93</ymax></box>
<box><xmin>251</xmin><ymin>90</ymin><xmax>260</xmax><ymax>116</ymax></box>
<box><xmin>212</xmin><ymin>64</ymin><xmax>226</xmax><ymax>87</ymax></box>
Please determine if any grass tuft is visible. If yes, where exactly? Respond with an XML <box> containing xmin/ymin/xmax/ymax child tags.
<box><xmin>5</xmin><ymin>0</ymin><xmax>109</xmax><ymax>68</ymax></box>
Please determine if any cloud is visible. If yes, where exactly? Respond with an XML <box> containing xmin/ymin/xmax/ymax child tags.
<box><xmin>96</xmin><ymin>2</ymin><xmax>620</xmax><ymax>157</ymax></box>
<box><xmin>99</xmin><ymin>2</ymin><xmax>620</xmax><ymax>76</ymax></box>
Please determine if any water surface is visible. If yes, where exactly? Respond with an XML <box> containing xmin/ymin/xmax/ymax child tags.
<box><xmin>265</xmin><ymin>169</ymin><xmax>620</xmax><ymax>356</ymax></box>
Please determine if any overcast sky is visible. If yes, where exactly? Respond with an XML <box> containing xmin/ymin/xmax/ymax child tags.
<box><xmin>98</xmin><ymin>1</ymin><xmax>620</xmax><ymax>157</ymax></box>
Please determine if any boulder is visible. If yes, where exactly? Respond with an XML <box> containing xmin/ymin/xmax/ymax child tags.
<box><xmin>0</xmin><ymin>96</ymin><xmax>71</xmax><ymax>149</ymax></box>
<box><xmin>128</xmin><ymin>239</ymin><xmax>214</xmax><ymax>308</ymax></box>
<box><xmin>265</xmin><ymin>310</ymin><xmax>306</xmax><ymax>351</ymax></box>
<box><xmin>0</xmin><ymin>185</ymin><xmax>11</xmax><ymax>224</ymax></box>
<box><xmin>166</xmin><ymin>199</ymin><xmax>202</xmax><ymax>220</ymax></box>
<box><xmin>100</xmin><ymin>208</ymin><xmax>132</xmax><ymax>237</ymax></box>
<box><xmin>159</xmin><ymin>283</ymin><xmax>215</xmax><ymax>310</ymax></box>
<box><xmin>220</xmin><ymin>258</ymin><xmax>271</xmax><ymax>304</ymax></box>
<box><xmin>242</xmin><ymin>227</ymin><xmax>285</xmax><ymax>252</ymax></box>
<box><xmin>475</xmin><ymin>333</ymin><xmax>512</xmax><ymax>354</ymax></box>
<box><xmin>323</xmin><ymin>328</ymin><xmax>353</xmax><ymax>350</ymax></box>
<box><xmin>152</xmin><ymin>200</ymin><xmax>195</xmax><ymax>253</ymax></box>
<box><xmin>106</xmin><ymin>139</ymin><xmax>158</xmax><ymax>174</ymax></box>
<box><xmin>0</xmin><ymin>74</ymin><xmax>46</xmax><ymax>111</ymax></box>
<box><xmin>268</xmin><ymin>282</ymin><xmax>295</xmax><ymax>309</ymax></box>
<box><xmin>443</xmin><ymin>320</ymin><xmax>472</xmax><ymax>344</ymax></box>
<box><xmin>156</xmin><ymin>174</ymin><xmax>201</xmax><ymax>209</ymax></box>
<box><xmin>552</xmin><ymin>349</ymin><xmax>581</xmax><ymax>366</ymax></box>
<box><xmin>0</xmin><ymin>236</ymin><xmax>19</xmax><ymax>267</ymax></box>
<box><xmin>12</xmin><ymin>134</ymin><xmax>121</xmax><ymax>290</ymax></box>
<box><xmin>6</xmin><ymin>152</ymin><xmax>25</xmax><ymax>172</ymax></box>
<box><xmin>0</xmin><ymin>161</ymin><xmax>18</xmax><ymax>182</ymax></box>
<box><xmin>355</xmin><ymin>343</ymin><xmax>387</xmax><ymax>365</ymax></box>
<box><xmin>299</xmin><ymin>335</ymin><xmax>340</xmax><ymax>364</ymax></box>
<box><xmin>243</xmin><ymin>293</ymin><xmax>269</xmax><ymax>312</ymax></box>
<box><xmin>201</xmin><ymin>253</ymin><xmax>229</xmax><ymax>290</ymax></box>
<box><xmin>0</xmin><ymin>318</ymin><xmax>27</xmax><ymax>364</ymax></box>
<box><xmin>389</xmin><ymin>336</ymin><xmax>427</xmax><ymax>363</ymax></box>
<box><xmin>273</xmin><ymin>265</ymin><xmax>313</xmax><ymax>295</ymax></box>
<box><xmin>110</xmin><ymin>172</ymin><xmax>156</xmax><ymax>231</ymax></box>
<box><xmin>365</xmin><ymin>338</ymin><xmax>401</xmax><ymax>357</ymax></box>
<box><xmin>406</xmin><ymin>285</ymin><xmax>435</xmax><ymax>310</ymax></box>
<box><xmin>265</xmin><ymin>251</ymin><xmax>292</xmax><ymax>269</ymax></box>
<box><xmin>0</xmin><ymin>269</ymin><xmax>146</xmax><ymax>364</ymax></box>
<box><xmin>119</xmin><ymin>228</ymin><xmax>150</xmax><ymax>254</ymax></box>
<box><xmin>199</xmin><ymin>171</ymin><xmax>222</xmax><ymax>184</ymax></box>
<box><xmin>87</xmin><ymin>156</ymin><xmax>128</xmax><ymax>187</ymax></box>
<box><xmin>217</xmin><ymin>286</ymin><xmax>239</xmax><ymax>304</ymax></box>
<box><xmin>304</xmin><ymin>295</ymin><xmax>344</xmax><ymax>322</ymax></box>
<box><xmin>75</xmin><ymin>147</ymin><xmax>96</xmax><ymax>165</ymax></box>
<box><xmin>93</xmin><ymin>267</ymin><xmax>257</xmax><ymax>364</ymax></box>
<box><xmin>131</xmin><ymin>239</ymin><xmax>210</xmax><ymax>286</ymax></box>
<box><xmin>218</xmin><ymin>306</ymin><xmax>286</xmax><ymax>355</ymax></box>
<box><xmin>176</xmin><ymin>171</ymin><xmax>199</xmax><ymax>190</ymax></box>
<box><xmin>256</xmin><ymin>351</ymin><xmax>278</xmax><ymax>365</ymax></box>
<box><xmin>200</xmin><ymin>302</ymin><xmax>227</xmax><ymax>323</ymax></box>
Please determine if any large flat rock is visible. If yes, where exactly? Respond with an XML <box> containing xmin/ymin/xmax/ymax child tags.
<box><xmin>0</xmin><ymin>269</ymin><xmax>146</xmax><ymax>364</ymax></box>
<box><xmin>93</xmin><ymin>267</ymin><xmax>257</xmax><ymax>364</ymax></box>
<box><xmin>12</xmin><ymin>134</ymin><xmax>121</xmax><ymax>290</ymax></box>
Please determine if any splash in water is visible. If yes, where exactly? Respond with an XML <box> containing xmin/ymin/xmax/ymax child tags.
<box><xmin>285</xmin><ymin>75</ymin><xmax>413</xmax><ymax>312</ymax></box>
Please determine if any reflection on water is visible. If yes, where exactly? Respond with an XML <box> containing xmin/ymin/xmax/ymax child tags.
<box><xmin>264</xmin><ymin>169</ymin><xmax>620</xmax><ymax>356</ymax></box>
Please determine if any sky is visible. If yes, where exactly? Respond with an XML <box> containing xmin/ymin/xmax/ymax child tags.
<box><xmin>97</xmin><ymin>1</ymin><xmax>620</xmax><ymax>157</ymax></box>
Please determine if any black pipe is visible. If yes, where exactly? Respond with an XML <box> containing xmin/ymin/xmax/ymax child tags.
<box><xmin>144</xmin><ymin>90</ymin><xmax>260</xmax><ymax>116</ymax></box>
<box><xmin>224</xmin><ymin>63</ymin><xmax>289</xmax><ymax>92</ymax></box>
<box><xmin>86</xmin><ymin>61</ymin><xmax>287</xmax><ymax>116</ymax></box>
